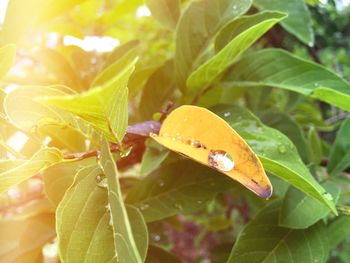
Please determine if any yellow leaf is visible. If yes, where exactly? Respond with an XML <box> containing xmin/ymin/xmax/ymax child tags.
<box><xmin>151</xmin><ymin>105</ymin><xmax>272</xmax><ymax>198</ymax></box>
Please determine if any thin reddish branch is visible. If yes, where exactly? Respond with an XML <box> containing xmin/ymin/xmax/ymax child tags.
<box><xmin>63</xmin><ymin>121</ymin><xmax>161</xmax><ymax>170</ymax></box>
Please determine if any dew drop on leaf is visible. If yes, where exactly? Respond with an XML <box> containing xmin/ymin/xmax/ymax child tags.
<box><xmin>208</xmin><ymin>150</ymin><xmax>235</xmax><ymax>172</ymax></box>
<box><xmin>323</xmin><ymin>192</ymin><xmax>333</xmax><ymax>201</ymax></box>
<box><xmin>158</xmin><ymin>180</ymin><xmax>165</xmax><ymax>187</ymax></box>
<box><xmin>278</xmin><ymin>145</ymin><xmax>287</xmax><ymax>154</ymax></box>
<box><xmin>151</xmin><ymin>233</ymin><xmax>161</xmax><ymax>242</ymax></box>
<box><xmin>139</xmin><ymin>202</ymin><xmax>150</xmax><ymax>211</ymax></box>
<box><xmin>7</xmin><ymin>187</ymin><xmax>23</xmax><ymax>201</ymax></box>
<box><xmin>120</xmin><ymin>146</ymin><xmax>132</xmax><ymax>158</ymax></box>
<box><xmin>224</xmin><ymin>112</ymin><xmax>231</xmax><ymax>117</ymax></box>
<box><xmin>95</xmin><ymin>174</ymin><xmax>108</xmax><ymax>188</ymax></box>
<box><xmin>174</xmin><ymin>202</ymin><xmax>183</xmax><ymax>210</ymax></box>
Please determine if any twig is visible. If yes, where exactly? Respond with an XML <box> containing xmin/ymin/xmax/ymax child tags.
<box><xmin>306</xmin><ymin>45</ymin><xmax>322</xmax><ymax>64</ymax></box>
<box><xmin>326</xmin><ymin>112</ymin><xmax>350</xmax><ymax>124</ymax></box>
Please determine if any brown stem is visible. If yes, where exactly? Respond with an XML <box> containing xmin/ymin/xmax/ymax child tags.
<box><xmin>306</xmin><ymin>45</ymin><xmax>322</xmax><ymax>64</ymax></box>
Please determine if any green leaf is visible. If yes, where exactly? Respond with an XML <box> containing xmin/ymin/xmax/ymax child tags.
<box><xmin>128</xmin><ymin>65</ymin><xmax>159</xmax><ymax>98</ymax></box>
<box><xmin>4</xmin><ymin>85</ymin><xmax>94</xmax><ymax>143</ymax></box>
<box><xmin>254</xmin><ymin>0</ymin><xmax>314</xmax><ymax>45</ymax></box>
<box><xmin>214</xmin><ymin>105</ymin><xmax>337</xmax><ymax>214</ymax></box>
<box><xmin>34</xmin><ymin>48</ymin><xmax>83</xmax><ymax>91</ymax></box>
<box><xmin>175</xmin><ymin>0</ymin><xmax>252</xmax><ymax>91</ymax></box>
<box><xmin>0</xmin><ymin>147</ymin><xmax>63</xmax><ymax>193</ymax></box>
<box><xmin>100</xmin><ymin>137</ymin><xmax>147</xmax><ymax>263</ymax></box>
<box><xmin>0</xmin><ymin>44</ymin><xmax>16</xmax><ymax>80</ymax></box>
<box><xmin>228</xmin><ymin>200</ymin><xmax>329</xmax><ymax>263</ymax></box>
<box><xmin>140</xmin><ymin>139</ymin><xmax>169</xmax><ymax>176</ymax></box>
<box><xmin>1</xmin><ymin>0</ymin><xmax>88</xmax><ymax>44</ymax></box>
<box><xmin>38</xmin><ymin>124</ymin><xmax>86</xmax><ymax>152</ymax></box>
<box><xmin>146</xmin><ymin>0</ymin><xmax>180</xmax><ymax>30</ymax></box>
<box><xmin>328</xmin><ymin>216</ymin><xmax>350</xmax><ymax>248</ymax></box>
<box><xmin>139</xmin><ymin>60</ymin><xmax>175</xmax><ymax>119</ymax></box>
<box><xmin>98</xmin><ymin>0</ymin><xmax>143</xmax><ymax>25</ymax></box>
<box><xmin>56</xmin><ymin>165</ymin><xmax>115</xmax><ymax>263</ymax></box>
<box><xmin>187</xmin><ymin>11</ymin><xmax>286</xmax><ymax>98</ymax></box>
<box><xmin>260</xmin><ymin>111</ymin><xmax>309</xmax><ymax>163</ymax></box>
<box><xmin>43</xmin><ymin>157</ymin><xmax>97</xmax><ymax>206</ymax></box>
<box><xmin>0</xmin><ymin>213</ymin><xmax>55</xmax><ymax>263</ymax></box>
<box><xmin>215</xmin><ymin>11</ymin><xmax>285</xmax><ymax>52</ymax></box>
<box><xmin>92</xmin><ymin>45</ymin><xmax>138</xmax><ymax>87</ymax></box>
<box><xmin>5</xmin><ymin>85</ymin><xmax>72</xmax><ymax>129</ymax></box>
<box><xmin>1</xmin><ymin>0</ymin><xmax>42</xmax><ymax>44</ymax></box>
<box><xmin>126</xmin><ymin>159</ymin><xmax>235</xmax><ymax>222</ymax></box>
<box><xmin>269</xmin><ymin>175</ymin><xmax>290</xmax><ymax>197</ymax></box>
<box><xmin>35</xmin><ymin>0</ymin><xmax>89</xmax><ymax>25</ymax></box>
<box><xmin>125</xmin><ymin>205</ymin><xmax>149</xmax><ymax>263</ymax></box>
<box><xmin>307</xmin><ymin>126</ymin><xmax>323</xmax><ymax>165</ymax></box>
<box><xmin>39</xmin><ymin>58</ymin><xmax>137</xmax><ymax>143</ymax></box>
<box><xmin>328</xmin><ymin>118</ymin><xmax>350</xmax><ymax>176</ymax></box>
<box><xmin>279</xmin><ymin>182</ymin><xmax>341</xmax><ymax>229</ymax></box>
<box><xmin>145</xmin><ymin>245</ymin><xmax>182</xmax><ymax>263</ymax></box>
<box><xmin>224</xmin><ymin>49</ymin><xmax>350</xmax><ymax>112</ymax></box>
<box><xmin>104</xmin><ymin>40</ymin><xmax>140</xmax><ymax>70</ymax></box>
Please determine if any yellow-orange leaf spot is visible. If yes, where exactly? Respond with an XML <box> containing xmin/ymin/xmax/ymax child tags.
<box><xmin>150</xmin><ymin>105</ymin><xmax>272</xmax><ymax>199</ymax></box>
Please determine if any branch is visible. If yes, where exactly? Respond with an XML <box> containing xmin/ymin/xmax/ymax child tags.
<box><xmin>326</xmin><ymin>112</ymin><xmax>350</xmax><ymax>124</ymax></box>
<box><xmin>64</xmin><ymin>121</ymin><xmax>161</xmax><ymax>170</ymax></box>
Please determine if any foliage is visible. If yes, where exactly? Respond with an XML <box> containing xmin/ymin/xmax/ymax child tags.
<box><xmin>0</xmin><ymin>0</ymin><xmax>350</xmax><ymax>262</ymax></box>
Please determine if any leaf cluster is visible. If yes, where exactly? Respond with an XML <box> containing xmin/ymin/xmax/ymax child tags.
<box><xmin>0</xmin><ymin>0</ymin><xmax>350</xmax><ymax>262</ymax></box>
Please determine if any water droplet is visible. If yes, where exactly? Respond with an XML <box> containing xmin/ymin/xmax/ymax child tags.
<box><xmin>158</xmin><ymin>180</ymin><xmax>165</xmax><ymax>187</ymax></box>
<box><xmin>224</xmin><ymin>112</ymin><xmax>231</xmax><ymax>117</ymax></box>
<box><xmin>174</xmin><ymin>202</ymin><xmax>183</xmax><ymax>210</ymax></box>
<box><xmin>98</xmin><ymin>178</ymin><xmax>108</xmax><ymax>188</ymax></box>
<box><xmin>27</xmin><ymin>178</ymin><xmax>43</xmax><ymax>193</ymax></box>
<box><xmin>120</xmin><ymin>147</ymin><xmax>132</xmax><ymax>158</ymax></box>
<box><xmin>323</xmin><ymin>192</ymin><xmax>333</xmax><ymax>201</ymax></box>
<box><xmin>96</xmin><ymin>174</ymin><xmax>108</xmax><ymax>188</ymax></box>
<box><xmin>149</xmin><ymin>132</ymin><xmax>157</xmax><ymax>137</ymax></box>
<box><xmin>96</xmin><ymin>174</ymin><xmax>104</xmax><ymax>183</ymax></box>
<box><xmin>7</xmin><ymin>187</ymin><xmax>23</xmax><ymax>201</ymax></box>
<box><xmin>278</xmin><ymin>145</ymin><xmax>286</xmax><ymax>154</ymax></box>
<box><xmin>208</xmin><ymin>150</ymin><xmax>235</xmax><ymax>172</ymax></box>
<box><xmin>139</xmin><ymin>203</ymin><xmax>149</xmax><ymax>211</ymax></box>
<box><xmin>151</xmin><ymin>234</ymin><xmax>161</xmax><ymax>242</ymax></box>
